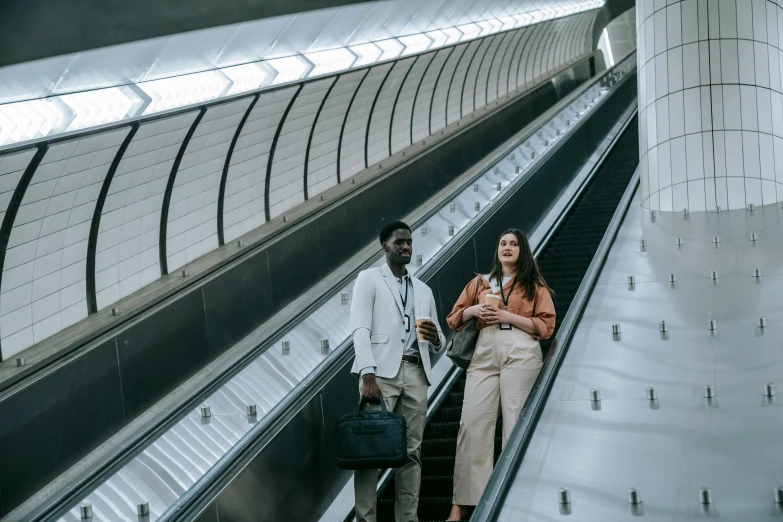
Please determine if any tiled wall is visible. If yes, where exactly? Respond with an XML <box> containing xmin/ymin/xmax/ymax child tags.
<box><xmin>0</xmin><ymin>11</ymin><xmax>597</xmax><ymax>359</ymax></box>
<box><xmin>637</xmin><ymin>0</ymin><xmax>783</xmax><ymax>211</ymax></box>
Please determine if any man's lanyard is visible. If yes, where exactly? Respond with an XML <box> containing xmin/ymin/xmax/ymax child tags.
<box><xmin>498</xmin><ymin>277</ymin><xmax>515</xmax><ymax>330</ymax></box>
<box><xmin>400</xmin><ymin>277</ymin><xmax>411</xmax><ymax>332</ymax></box>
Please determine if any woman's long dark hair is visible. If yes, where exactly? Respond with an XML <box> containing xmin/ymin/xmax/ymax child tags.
<box><xmin>488</xmin><ymin>228</ymin><xmax>551</xmax><ymax>300</ymax></box>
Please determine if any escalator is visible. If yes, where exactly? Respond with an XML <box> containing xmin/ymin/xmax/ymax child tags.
<box><xmin>376</xmin><ymin>117</ymin><xmax>640</xmax><ymax>522</ymax></box>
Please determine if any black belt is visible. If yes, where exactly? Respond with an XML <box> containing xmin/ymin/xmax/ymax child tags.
<box><xmin>401</xmin><ymin>354</ymin><xmax>421</xmax><ymax>365</ymax></box>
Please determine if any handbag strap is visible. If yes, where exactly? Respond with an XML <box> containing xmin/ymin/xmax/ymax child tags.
<box><xmin>471</xmin><ymin>275</ymin><xmax>483</xmax><ymax>305</ymax></box>
<box><xmin>355</xmin><ymin>397</ymin><xmax>388</xmax><ymax>417</ymax></box>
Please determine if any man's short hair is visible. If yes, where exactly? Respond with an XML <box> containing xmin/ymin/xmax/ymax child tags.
<box><xmin>379</xmin><ymin>220</ymin><xmax>411</xmax><ymax>245</ymax></box>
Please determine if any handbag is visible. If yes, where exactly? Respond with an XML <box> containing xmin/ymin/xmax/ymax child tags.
<box><xmin>445</xmin><ymin>276</ymin><xmax>482</xmax><ymax>369</ymax></box>
<box><xmin>334</xmin><ymin>397</ymin><xmax>407</xmax><ymax>470</ymax></box>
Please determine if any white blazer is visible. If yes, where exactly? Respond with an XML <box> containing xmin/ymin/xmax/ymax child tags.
<box><xmin>350</xmin><ymin>263</ymin><xmax>446</xmax><ymax>384</ymax></box>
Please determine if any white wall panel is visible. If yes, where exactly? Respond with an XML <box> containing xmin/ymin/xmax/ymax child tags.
<box><xmin>307</xmin><ymin>71</ymin><xmax>366</xmax><ymax>197</ymax></box>
<box><xmin>499</xmin><ymin>29</ymin><xmax>526</xmax><ymax>97</ymax></box>
<box><xmin>340</xmin><ymin>63</ymin><xmax>394</xmax><ymax>180</ymax></box>
<box><xmin>475</xmin><ymin>34</ymin><xmax>504</xmax><ymax>110</ymax></box>
<box><xmin>222</xmin><ymin>87</ymin><xmax>297</xmax><ymax>242</ymax></box>
<box><xmin>165</xmin><ymin>98</ymin><xmax>253</xmax><ymax>272</ymax></box>
<box><xmin>94</xmin><ymin>112</ymin><xmax>198</xmax><ymax>311</ymax></box>
<box><xmin>0</xmin><ymin>129</ymin><xmax>129</xmax><ymax>356</ymax></box>
<box><xmin>489</xmin><ymin>31</ymin><xmax>516</xmax><ymax>102</ymax></box>
<box><xmin>390</xmin><ymin>54</ymin><xmax>436</xmax><ymax>154</ymax></box>
<box><xmin>269</xmin><ymin>79</ymin><xmax>333</xmax><ymax>218</ymax></box>
<box><xmin>412</xmin><ymin>49</ymin><xmax>453</xmax><ymax>143</ymax></box>
<box><xmin>522</xmin><ymin>24</ymin><xmax>546</xmax><ymax>85</ymax></box>
<box><xmin>462</xmin><ymin>37</ymin><xmax>495</xmax><ymax>117</ymax></box>
<box><xmin>0</xmin><ymin>149</ymin><xmax>36</xmax><ymax>229</ymax></box>
<box><xmin>448</xmin><ymin>40</ymin><xmax>483</xmax><ymax>124</ymax></box>
<box><xmin>367</xmin><ymin>58</ymin><xmax>417</xmax><ymax>165</ymax></box>
<box><xmin>431</xmin><ymin>44</ymin><xmax>468</xmax><ymax>133</ymax></box>
<box><xmin>509</xmin><ymin>27</ymin><xmax>534</xmax><ymax>92</ymax></box>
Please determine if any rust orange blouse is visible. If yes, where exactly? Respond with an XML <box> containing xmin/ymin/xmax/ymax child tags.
<box><xmin>446</xmin><ymin>276</ymin><xmax>556</xmax><ymax>340</ymax></box>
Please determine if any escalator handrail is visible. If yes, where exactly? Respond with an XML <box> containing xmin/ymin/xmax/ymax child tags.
<box><xmin>470</xmin><ymin>141</ymin><xmax>641</xmax><ymax>521</ymax></box>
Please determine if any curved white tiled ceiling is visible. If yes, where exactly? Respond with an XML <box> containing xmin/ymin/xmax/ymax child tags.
<box><xmin>0</xmin><ymin>9</ymin><xmax>599</xmax><ymax>360</ymax></box>
<box><xmin>0</xmin><ymin>0</ymin><xmax>602</xmax><ymax>149</ymax></box>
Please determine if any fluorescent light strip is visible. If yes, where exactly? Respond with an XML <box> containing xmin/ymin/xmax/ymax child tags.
<box><xmin>0</xmin><ymin>0</ymin><xmax>605</xmax><ymax>148</ymax></box>
<box><xmin>602</xmin><ymin>27</ymin><xmax>615</xmax><ymax>66</ymax></box>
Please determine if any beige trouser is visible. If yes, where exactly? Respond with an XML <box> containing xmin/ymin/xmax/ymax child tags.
<box><xmin>452</xmin><ymin>325</ymin><xmax>543</xmax><ymax>505</ymax></box>
<box><xmin>355</xmin><ymin>360</ymin><xmax>429</xmax><ymax>522</ymax></box>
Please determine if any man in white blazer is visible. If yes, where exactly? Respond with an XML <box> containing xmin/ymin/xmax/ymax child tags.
<box><xmin>351</xmin><ymin>221</ymin><xmax>447</xmax><ymax>522</ymax></box>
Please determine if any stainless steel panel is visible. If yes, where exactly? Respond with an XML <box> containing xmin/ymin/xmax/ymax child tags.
<box><xmin>499</xmin><ymin>184</ymin><xmax>783</xmax><ymax>520</ymax></box>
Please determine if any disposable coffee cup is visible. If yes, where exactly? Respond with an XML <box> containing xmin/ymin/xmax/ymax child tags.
<box><xmin>484</xmin><ymin>294</ymin><xmax>501</xmax><ymax>309</ymax></box>
<box><xmin>415</xmin><ymin>316</ymin><xmax>432</xmax><ymax>341</ymax></box>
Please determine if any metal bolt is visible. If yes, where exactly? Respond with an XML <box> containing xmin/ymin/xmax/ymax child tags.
<box><xmin>515</xmin><ymin>165</ymin><xmax>520</xmax><ymax>174</ymax></box>
<box><xmin>612</xmin><ymin>323</ymin><xmax>621</xmax><ymax>335</ymax></box>
<box><xmin>449</xmin><ymin>203</ymin><xmax>456</xmax><ymax>212</ymax></box>
<box><xmin>474</xmin><ymin>202</ymin><xmax>481</xmax><ymax>211</ymax></box>
<box><xmin>659</xmin><ymin>320</ymin><xmax>669</xmax><ymax>333</ymax></box>
<box><xmin>716</xmin><ymin>205</ymin><xmax>722</xmax><ymax>213</ymax></box>
<box><xmin>774</xmin><ymin>487</ymin><xmax>783</xmax><ymax>504</ymax></box>
<box><xmin>712</xmin><ymin>235</ymin><xmax>720</xmax><ymax>244</ymax></box>
<box><xmin>627</xmin><ymin>275</ymin><xmax>635</xmax><ymax>285</ymax></box>
<box><xmin>650</xmin><ymin>210</ymin><xmax>657</xmax><ymax>221</ymax></box>
<box><xmin>282</xmin><ymin>340</ymin><xmax>290</xmax><ymax>355</ymax></box>
<box><xmin>182</xmin><ymin>269</ymin><xmax>189</xmax><ymax>277</ymax></box>
<box><xmin>647</xmin><ymin>387</ymin><xmax>658</xmax><ymax>400</ymax></box>
<box><xmin>510</xmin><ymin>153</ymin><xmax>515</xmax><ymax>160</ymax></box>
<box><xmin>710</xmin><ymin>270</ymin><xmax>719</xmax><ymax>280</ymax></box>
<box><xmin>764</xmin><ymin>383</ymin><xmax>775</xmax><ymax>397</ymax></box>
<box><xmin>320</xmin><ymin>195</ymin><xmax>325</xmax><ymax>201</ymax></box>
<box><xmin>341</xmin><ymin>292</ymin><xmax>349</xmax><ymax>305</ymax></box>
<box><xmin>750</xmin><ymin>232</ymin><xmax>758</xmax><ymax>241</ymax></box>
<box><xmin>351</xmin><ymin>178</ymin><xmax>356</xmax><ymax>184</ymax></box>
<box><xmin>708</xmin><ymin>320</ymin><xmax>717</xmax><ymax>331</ymax></box>
<box><xmin>110</xmin><ymin>307</ymin><xmax>119</xmax><ymax>316</ymax></box>
<box><xmin>416</xmin><ymin>254</ymin><xmax>422</xmax><ymax>266</ymax></box>
<box><xmin>543</xmin><ymin>139</ymin><xmax>549</xmax><ymax>146</ymax></box>
<box><xmin>669</xmin><ymin>273</ymin><xmax>677</xmax><ymax>283</ymax></box>
<box><xmin>320</xmin><ymin>339</ymin><xmax>330</xmax><ymax>355</ymax></box>
<box><xmin>247</xmin><ymin>404</ymin><xmax>258</xmax><ymax>416</ymax></box>
<box><xmin>704</xmin><ymin>385</ymin><xmax>715</xmax><ymax>399</ymax></box>
<box><xmin>201</xmin><ymin>406</ymin><xmax>211</xmax><ymax>418</ymax></box>
<box><xmin>283</xmin><ymin>216</ymin><xmax>288</xmax><ymax>222</ymax></box>
<box><xmin>16</xmin><ymin>357</ymin><xmax>25</xmax><ymax>367</ymax></box>
<box><xmin>421</xmin><ymin>226</ymin><xmax>428</xmax><ymax>236</ymax></box>
<box><xmin>683</xmin><ymin>208</ymin><xmax>689</xmax><ymax>217</ymax></box>
<box><xmin>537</xmin><ymin>131</ymin><xmax>543</xmax><ymax>138</ymax></box>
<box><xmin>80</xmin><ymin>503</ymin><xmax>93</xmax><ymax>519</ymax></box>
<box><xmin>530</xmin><ymin>151</ymin><xmax>536</xmax><ymax>159</ymax></box>
<box><xmin>558</xmin><ymin>487</ymin><xmax>571</xmax><ymax>504</ymax></box>
<box><xmin>137</xmin><ymin>502</ymin><xmax>150</xmax><ymax>517</ymax></box>
<box><xmin>754</xmin><ymin>268</ymin><xmax>761</xmax><ymax>278</ymax></box>
<box><xmin>473</xmin><ymin>183</ymin><xmax>479</xmax><ymax>192</ymax></box>
<box><xmin>676</xmin><ymin>237</ymin><xmax>684</xmax><ymax>246</ymax></box>
<box><xmin>448</xmin><ymin>225</ymin><xmax>455</xmax><ymax>236</ymax></box>
<box><xmin>237</xmin><ymin>240</ymin><xmax>244</xmax><ymax>247</ymax></box>
<box><xmin>748</xmin><ymin>203</ymin><xmax>755</xmax><ymax>212</ymax></box>
<box><xmin>526</xmin><ymin>141</ymin><xmax>532</xmax><ymax>148</ymax></box>
<box><xmin>699</xmin><ymin>487</ymin><xmax>712</xmax><ymax>504</ymax></box>
<box><xmin>378</xmin><ymin>164</ymin><xmax>382</xmax><ymax>169</ymax></box>
<box><xmin>496</xmin><ymin>182</ymin><xmax>502</xmax><ymax>191</ymax></box>
<box><xmin>494</xmin><ymin>167</ymin><xmax>499</xmax><ymax>173</ymax></box>
<box><xmin>590</xmin><ymin>389</ymin><xmax>601</xmax><ymax>401</ymax></box>
<box><xmin>758</xmin><ymin>317</ymin><xmax>767</xmax><ymax>329</ymax></box>
<box><xmin>628</xmin><ymin>488</ymin><xmax>642</xmax><ymax>505</ymax></box>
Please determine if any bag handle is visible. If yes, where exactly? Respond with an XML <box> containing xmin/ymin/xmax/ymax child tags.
<box><xmin>355</xmin><ymin>397</ymin><xmax>389</xmax><ymax>417</ymax></box>
<box><xmin>471</xmin><ymin>275</ymin><xmax>482</xmax><ymax>305</ymax></box>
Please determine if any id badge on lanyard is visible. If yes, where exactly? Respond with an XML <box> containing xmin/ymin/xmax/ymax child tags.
<box><xmin>401</xmin><ymin>278</ymin><xmax>411</xmax><ymax>333</ymax></box>
<box><xmin>499</xmin><ymin>279</ymin><xmax>514</xmax><ymax>330</ymax></box>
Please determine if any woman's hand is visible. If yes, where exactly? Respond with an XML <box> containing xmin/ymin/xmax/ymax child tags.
<box><xmin>462</xmin><ymin>304</ymin><xmax>485</xmax><ymax>321</ymax></box>
<box><xmin>481</xmin><ymin>307</ymin><xmax>514</xmax><ymax>325</ymax></box>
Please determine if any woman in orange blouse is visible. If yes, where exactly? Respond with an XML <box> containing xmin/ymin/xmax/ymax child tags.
<box><xmin>445</xmin><ymin>229</ymin><xmax>555</xmax><ymax>521</ymax></box>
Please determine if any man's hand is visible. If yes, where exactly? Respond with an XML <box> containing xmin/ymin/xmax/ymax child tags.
<box><xmin>416</xmin><ymin>319</ymin><xmax>440</xmax><ymax>344</ymax></box>
<box><xmin>361</xmin><ymin>374</ymin><xmax>382</xmax><ymax>404</ymax></box>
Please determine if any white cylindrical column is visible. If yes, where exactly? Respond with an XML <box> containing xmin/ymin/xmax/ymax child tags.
<box><xmin>637</xmin><ymin>0</ymin><xmax>783</xmax><ymax>212</ymax></box>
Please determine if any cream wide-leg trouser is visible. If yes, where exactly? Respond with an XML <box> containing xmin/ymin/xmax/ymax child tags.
<box><xmin>355</xmin><ymin>360</ymin><xmax>429</xmax><ymax>522</ymax></box>
<box><xmin>452</xmin><ymin>325</ymin><xmax>544</xmax><ymax>505</ymax></box>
